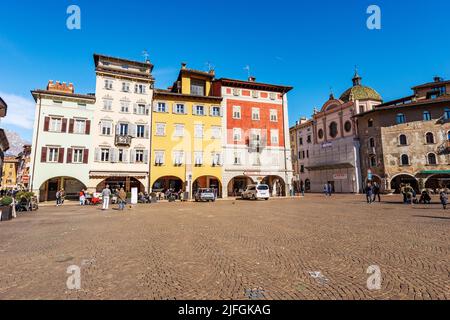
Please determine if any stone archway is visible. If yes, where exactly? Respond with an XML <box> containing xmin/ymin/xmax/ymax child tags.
<box><xmin>227</xmin><ymin>176</ymin><xmax>254</xmax><ymax>197</ymax></box>
<box><xmin>193</xmin><ymin>176</ymin><xmax>222</xmax><ymax>198</ymax></box>
<box><xmin>261</xmin><ymin>175</ymin><xmax>286</xmax><ymax>197</ymax></box>
<box><xmin>39</xmin><ymin>176</ymin><xmax>87</xmax><ymax>202</ymax></box>
<box><xmin>96</xmin><ymin>177</ymin><xmax>145</xmax><ymax>193</ymax></box>
<box><xmin>424</xmin><ymin>174</ymin><xmax>450</xmax><ymax>192</ymax></box>
<box><xmin>152</xmin><ymin>176</ymin><xmax>184</xmax><ymax>193</ymax></box>
<box><xmin>390</xmin><ymin>174</ymin><xmax>419</xmax><ymax>193</ymax></box>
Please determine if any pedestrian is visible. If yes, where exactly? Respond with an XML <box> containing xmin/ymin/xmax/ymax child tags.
<box><xmin>323</xmin><ymin>184</ymin><xmax>328</xmax><ymax>197</ymax></box>
<box><xmin>440</xmin><ymin>191</ymin><xmax>448</xmax><ymax>210</ymax></box>
<box><xmin>102</xmin><ymin>184</ymin><xmax>111</xmax><ymax>211</ymax></box>
<box><xmin>55</xmin><ymin>190</ymin><xmax>61</xmax><ymax>206</ymax></box>
<box><xmin>79</xmin><ymin>189</ymin><xmax>86</xmax><ymax>206</ymax></box>
<box><xmin>373</xmin><ymin>182</ymin><xmax>381</xmax><ymax>203</ymax></box>
<box><xmin>327</xmin><ymin>183</ymin><xmax>333</xmax><ymax>196</ymax></box>
<box><xmin>366</xmin><ymin>183</ymin><xmax>373</xmax><ymax>204</ymax></box>
<box><xmin>60</xmin><ymin>189</ymin><xmax>66</xmax><ymax>205</ymax></box>
<box><xmin>301</xmin><ymin>184</ymin><xmax>305</xmax><ymax>197</ymax></box>
<box><xmin>118</xmin><ymin>188</ymin><xmax>127</xmax><ymax>211</ymax></box>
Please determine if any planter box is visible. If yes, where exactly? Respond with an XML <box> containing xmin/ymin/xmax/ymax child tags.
<box><xmin>0</xmin><ymin>206</ymin><xmax>13</xmax><ymax>221</ymax></box>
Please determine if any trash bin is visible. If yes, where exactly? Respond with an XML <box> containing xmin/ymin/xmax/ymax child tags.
<box><xmin>0</xmin><ymin>206</ymin><xmax>13</xmax><ymax>221</ymax></box>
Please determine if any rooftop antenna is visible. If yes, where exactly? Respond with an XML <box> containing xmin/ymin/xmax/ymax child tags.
<box><xmin>244</xmin><ymin>65</ymin><xmax>251</xmax><ymax>78</ymax></box>
<box><xmin>142</xmin><ymin>50</ymin><xmax>150</xmax><ymax>62</ymax></box>
<box><xmin>205</xmin><ymin>61</ymin><xmax>214</xmax><ymax>72</ymax></box>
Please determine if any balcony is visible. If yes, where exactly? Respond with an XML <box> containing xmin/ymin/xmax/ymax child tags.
<box><xmin>437</xmin><ymin>140</ymin><xmax>450</xmax><ymax>154</ymax></box>
<box><xmin>115</xmin><ymin>135</ymin><xmax>132</xmax><ymax>147</ymax></box>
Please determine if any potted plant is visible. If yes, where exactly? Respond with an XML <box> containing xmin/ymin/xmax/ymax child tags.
<box><xmin>0</xmin><ymin>196</ymin><xmax>14</xmax><ymax>221</ymax></box>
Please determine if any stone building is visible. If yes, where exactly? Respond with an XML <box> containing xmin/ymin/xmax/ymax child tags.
<box><xmin>356</xmin><ymin>76</ymin><xmax>450</xmax><ymax>193</ymax></box>
<box><xmin>289</xmin><ymin>117</ymin><xmax>313</xmax><ymax>193</ymax></box>
<box><xmin>306</xmin><ymin>71</ymin><xmax>382</xmax><ymax>193</ymax></box>
<box><xmin>16</xmin><ymin>144</ymin><xmax>31</xmax><ymax>190</ymax></box>
<box><xmin>0</xmin><ymin>96</ymin><xmax>10</xmax><ymax>183</ymax></box>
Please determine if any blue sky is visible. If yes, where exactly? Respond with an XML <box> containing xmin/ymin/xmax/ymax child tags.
<box><xmin>1</xmin><ymin>0</ymin><xmax>450</xmax><ymax>142</ymax></box>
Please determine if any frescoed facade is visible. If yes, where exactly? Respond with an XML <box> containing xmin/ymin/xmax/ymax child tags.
<box><xmin>213</xmin><ymin>77</ymin><xmax>293</xmax><ymax>198</ymax></box>
<box><xmin>150</xmin><ymin>64</ymin><xmax>224</xmax><ymax>198</ymax></box>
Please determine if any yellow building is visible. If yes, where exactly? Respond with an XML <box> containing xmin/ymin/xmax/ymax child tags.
<box><xmin>1</xmin><ymin>156</ymin><xmax>18</xmax><ymax>189</ymax></box>
<box><xmin>150</xmin><ymin>63</ymin><xmax>224</xmax><ymax>198</ymax></box>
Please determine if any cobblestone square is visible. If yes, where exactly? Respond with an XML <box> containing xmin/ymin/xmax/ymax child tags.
<box><xmin>0</xmin><ymin>195</ymin><xmax>449</xmax><ymax>300</ymax></box>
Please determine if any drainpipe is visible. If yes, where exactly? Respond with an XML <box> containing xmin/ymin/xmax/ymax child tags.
<box><xmin>30</xmin><ymin>93</ymin><xmax>42</xmax><ymax>194</ymax></box>
<box><xmin>281</xmin><ymin>91</ymin><xmax>290</xmax><ymax>197</ymax></box>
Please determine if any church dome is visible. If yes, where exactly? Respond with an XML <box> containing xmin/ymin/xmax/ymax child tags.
<box><xmin>339</xmin><ymin>71</ymin><xmax>382</xmax><ymax>102</ymax></box>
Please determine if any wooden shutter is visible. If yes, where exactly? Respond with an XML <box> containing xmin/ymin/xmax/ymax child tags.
<box><xmin>129</xmin><ymin>150</ymin><xmax>136</xmax><ymax>163</ymax></box>
<box><xmin>144</xmin><ymin>150</ymin><xmax>149</xmax><ymax>164</ymax></box>
<box><xmin>43</xmin><ymin>117</ymin><xmax>50</xmax><ymax>131</ymax></box>
<box><xmin>67</xmin><ymin>148</ymin><xmax>73</xmax><ymax>163</ymax></box>
<box><xmin>61</xmin><ymin>118</ymin><xmax>68</xmax><ymax>133</ymax></box>
<box><xmin>41</xmin><ymin>147</ymin><xmax>47</xmax><ymax>163</ymax></box>
<box><xmin>58</xmin><ymin>148</ymin><xmax>65</xmax><ymax>163</ymax></box>
<box><xmin>144</xmin><ymin>125</ymin><xmax>150</xmax><ymax>139</ymax></box>
<box><xmin>68</xmin><ymin>119</ymin><xmax>74</xmax><ymax>133</ymax></box>
<box><xmin>85</xmin><ymin>120</ymin><xmax>91</xmax><ymax>135</ymax></box>
<box><xmin>94</xmin><ymin>148</ymin><xmax>100</xmax><ymax>162</ymax></box>
<box><xmin>83</xmin><ymin>149</ymin><xmax>89</xmax><ymax>164</ymax></box>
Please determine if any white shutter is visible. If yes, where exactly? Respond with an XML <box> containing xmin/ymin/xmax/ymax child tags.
<box><xmin>130</xmin><ymin>149</ymin><xmax>136</xmax><ymax>163</ymax></box>
<box><xmin>144</xmin><ymin>125</ymin><xmax>150</xmax><ymax>139</ymax></box>
<box><xmin>129</xmin><ymin>124</ymin><xmax>137</xmax><ymax>137</ymax></box>
<box><xmin>115</xmin><ymin>124</ymin><xmax>120</xmax><ymax>135</ymax></box>
<box><xmin>123</xmin><ymin>150</ymin><xmax>128</xmax><ymax>163</ymax></box>
<box><xmin>153</xmin><ymin>102</ymin><xmax>158</xmax><ymax>112</ymax></box>
<box><xmin>144</xmin><ymin>150</ymin><xmax>149</xmax><ymax>164</ymax></box>
<box><xmin>110</xmin><ymin>149</ymin><xmax>117</xmax><ymax>163</ymax></box>
<box><xmin>172</xmin><ymin>103</ymin><xmax>177</xmax><ymax>114</ymax></box>
<box><xmin>99</xmin><ymin>121</ymin><xmax>103</xmax><ymax>134</ymax></box>
<box><xmin>94</xmin><ymin>148</ymin><xmax>100</xmax><ymax>162</ymax></box>
<box><xmin>145</xmin><ymin>104</ymin><xmax>150</xmax><ymax>115</ymax></box>
<box><xmin>219</xmin><ymin>106</ymin><xmax>223</xmax><ymax>117</ymax></box>
<box><xmin>133</xmin><ymin>103</ymin><xmax>137</xmax><ymax>114</ymax></box>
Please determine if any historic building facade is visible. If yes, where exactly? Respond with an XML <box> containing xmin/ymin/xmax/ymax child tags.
<box><xmin>306</xmin><ymin>71</ymin><xmax>382</xmax><ymax>193</ymax></box>
<box><xmin>0</xmin><ymin>96</ymin><xmax>10</xmax><ymax>183</ymax></box>
<box><xmin>90</xmin><ymin>54</ymin><xmax>154</xmax><ymax>193</ymax></box>
<box><xmin>16</xmin><ymin>144</ymin><xmax>32</xmax><ymax>190</ymax></box>
<box><xmin>150</xmin><ymin>64</ymin><xmax>224</xmax><ymax>198</ymax></box>
<box><xmin>1</xmin><ymin>156</ymin><xmax>18</xmax><ymax>189</ymax></box>
<box><xmin>289</xmin><ymin>118</ymin><xmax>313</xmax><ymax>193</ymax></box>
<box><xmin>213</xmin><ymin>77</ymin><xmax>293</xmax><ymax>197</ymax></box>
<box><xmin>356</xmin><ymin>77</ymin><xmax>450</xmax><ymax>193</ymax></box>
<box><xmin>30</xmin><ymin>81</ymin><xmax>96</xmax><ymax>201</ymax></box>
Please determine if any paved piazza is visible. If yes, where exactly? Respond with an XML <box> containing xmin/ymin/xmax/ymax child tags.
<box><xmin>0</xmin><ymin>194</ymin><xmax>449</xmax><ymax>300</ymax></box>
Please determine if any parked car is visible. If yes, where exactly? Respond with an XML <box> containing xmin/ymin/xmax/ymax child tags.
<box><xmin>241</xmin><ymin>184</ymin><xmax>270</xmax><ymax>200</ymax></box>
<box><xmin>194</xmin><ymin>188</ymin><xmax>216</xmax><ymax>202</ymax></box>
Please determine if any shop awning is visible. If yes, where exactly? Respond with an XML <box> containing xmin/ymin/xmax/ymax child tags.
<box><xmin>419</xmin><ymin>170</ymin><xmax>450</xmax><ymax>175</ymax></box>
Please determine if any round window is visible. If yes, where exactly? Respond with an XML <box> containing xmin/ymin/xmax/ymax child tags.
<box><xmin>329</xmin><ymin>122</ymin><xmax>338</xmax><ymax>138</ymax></box>
<box><xmin>344</xmin><ymin>121</ymin><xmax>352</xmax><ymax>133</ymax></box>
<box><xmin>318</xmin><ymin>129</ymin><xmax>324</xmax><ymax>139</ymax></box>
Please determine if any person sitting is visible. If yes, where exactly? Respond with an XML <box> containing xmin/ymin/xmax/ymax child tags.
<box><xmin>419</xmin><ymin>190</ymin><xmax>432</xmax><ymax>204</ymax></box>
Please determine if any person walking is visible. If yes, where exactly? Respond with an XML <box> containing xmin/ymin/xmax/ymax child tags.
<box><xmin>301</xmin><ymin>184</ymin><xmax>305</xmax><ymax>197</ymax></box>
<box><xmin>373</xmin><ymin>182</ymin><xmax>381</xmax><ymax>203</ymax></box>
<box><xmin>327</xmin><ymin>183</ymin><xmax>333</xmax><ymax>197</ymax></box>
<box><xmin>366</xmin><ymin>183</ymin><xmax>373</xmax><ymax>204</ymax></box>
<box><xmin>60</xmin><ymin>189</ymin><xmax>66</xmax><ymax>205</ymax></box>
<box><xmin>55</xmin><ymin>190</ymin><xmax>61</xmax><ymax>206</ymax></box>
<box><xmin>118</xmin><ymin>188</ymin><xmax>127</xmax><ymax>211</ymax></box>
<box><xmin>79</xmin><ymin>189</ymin><xmax>86</xmax><ymax>206</ymax></box>
<box><xmin>440</xmin><ymin>191</ymin><xmax>448</xmax><ymax>210</ymax></box>
<box><xmin>102</xmin><ymin>185</ymin><xmax>111</xmax><ymax>211</ymax></box>
<box><xmin>323</xmin><ymin>184</ymin><xmax>329</xmax><ymax>197</ymax></box>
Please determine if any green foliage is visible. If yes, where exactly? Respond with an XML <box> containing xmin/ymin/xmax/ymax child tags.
<box><xmin>16</xmin><ymin>191</ymin><xmax>34</xmax><ymax>200</ymax></box>
<box><xmin>1</xmin><ymin>196</ymin><xmax>13</xmax><ymax>206</ymax></box>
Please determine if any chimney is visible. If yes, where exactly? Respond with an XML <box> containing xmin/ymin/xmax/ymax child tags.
<box><xmin>434</xmin><ymin>76</ymin><xmax>443</xmax><ymax>83</ymax></box>
<box><xmin>248</xmin><ymin>76</ymin><xmax>256</xmax><ymax>82</ymax></box>
<box><xmin>181</xmin><ymin>62</ymin><xmax>187</xmax><ymax>69</ymax></box>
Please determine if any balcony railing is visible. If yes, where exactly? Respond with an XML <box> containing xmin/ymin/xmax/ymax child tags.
<box><xmin>115</xmin><ymin>135</ymin><xmax>132</xmax><ymax>146</ymax></box>
<box><xmin>437</xmin><ymin>140</ymin><xmax>450</xmax><ymax>155</ymax></box>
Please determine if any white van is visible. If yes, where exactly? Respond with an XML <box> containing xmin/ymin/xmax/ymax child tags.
<box><xmin>241</xmin><ymin>184</ymin><xmax>270</xmax><ymax>200</ymax></box>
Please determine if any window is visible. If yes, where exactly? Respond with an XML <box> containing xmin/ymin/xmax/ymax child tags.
<box><xmin>399</xmin><ymin>134</ymin><xmax>407</xmax><ymax>146</ymax></box>
<box><xmin>233</xmin><ymin>106</ymin><xmax>241</xmax><ymax>119</ymax></box>
<box><xmin>368</xmin><ymin>119</ymin><xmax>374</xmax><ymax>127</ymax></box>
<box><xmin>194</xmin><ymin>105</ymin><xmax>205</xmax><ymax>116</ymax></box>
<box><xmin>119</xmin><ymin>123</ymin><xmax>129</xmax><ymax>136</ymax></box>
<box><xmin>252</xmin><ymin>108</ymin><xmax>260</xmax><ymax>120</ymax></box>
<box><xmin>307</xmin><ymin>135</ymin><xmax>312</xmax><ymax>143</ymax></box>
<box><xmin>369</xmin><ymin>137</ymin><xmax>375</xmax><ymax>148</ymax></box>
<box><xmin>104</xmin><ymin>79</ymin><xmax>114</xmax><ymax>90</ymax></box>
<box><xmin>212</xmin><ymin>153</ymin><xmax>222</xmax><ymax>166</ymax></box>
<box><xmin>155</xmin><ymin>123</ymin><xmax>166</xmax><ymax>136</ymax></box>
<box><xmin>270</xmin><ymin>109</ymin><xmax>278</xmax><ymax>122</ymax></box>
<box><xmin>49</xmin><ymin>118</ymin><xmax>62</xmax><ymax>132</ymax></box>
<box><xmin>74</xmin><ymin>119</ymin><xmax>86</xmax><ymax>134</ymax></box>
<box><xmin>73</xmin><ymin>149</ymin><xmax>84</xmax><ymax>163</ymax></box>
<box><xmin>329</xmin><ymin>122</ymin><xmax>338</xmax><ymax>138</ymax></box>
<box><xmin>135</xmin><ymin>104</ymin><xmax>147</xmax><ymax>115</ymax></box>
<box><xmin>425</xmin><ymin>132</ymin><xmax>435</xmax><ymax>144</ymax></box>
<box><xmin>101</xmin><ymin>148</ymin><xmax>110</xmax><ymax>162</ymax></box>
<box><xmin>174</xmin><ymin>124</ymin><xmax>184</xmax><ymax>137</ymax></box>
<box><xmin>318</xmin><ymin>129</ymin><xmax>324</xmax><ymax>140</ymax></box>
<box><xmin>48</xmin><ymin>148</ymin><xmax>59</xmax><ymax>162</ymax></box>
<box><xmin>120</xmin><ymin>101</ymin><xmax>130</xmax><ymax>113</ymax></box>
<box><xmin>423</xmin><ymin>111</ymin><xmax>432</xmax><ymax>121</ymax></box>
<box><xmin>445</xmin><ymin>108</ymin><xmax>450</xmax><ymax>120</ymax></box>
<box><xmin>300</xmin><ymin>165</ymin><xmax>305</xmax><ymax>173</ymax></box>
<box><xmin>101</xmin><ymin>121</ymin><xmax>112</xmax><ymax>136</ymax></box>
<box><xmin>122</xmin><ymin>82</ymin><xmax>130</xmax><ymax>92</ymax></box>
<box><xmin>448</xmin><ymin>131</ymin><xmax>450</xmax><ymax>140</ymax></box>
<box><xmin>344</xmin><ymin>121</ymin><xmax>352</xmax><ymax>133</ymax></box>
<box><xmin>233</xmin><ymin>128</ymin><xmax>242</xmax><ymax>142</ymax></box>
<box><xmin>252</xmin><ymin>91</ymin><xmax>259</xmax><ymax>98</ymax></box>
<box><xmin>194</xmin><ymin>124</ymin><xmax>204</xmax><ymax>138</ymax></box>
<box><xmin>271</xmin><ymin>129</ymin><xmax>279</xmax><ymax>145</ymax></box>
<box><xmin>173</xmin><ymin>151</ymin><xmax>184</xmax><ymax>166</ymax></box>
<box><xmin>252</xmin><ymin>153</ymin><xmax>261</xmax><ymax>166</ymax></box>
<box><xmin>233</xmin><ymin>152</ymin><xmax>241</xmax><ymax>165</ymax></box>
<box><xmin>118</xmin><ymin>149</ymin><xmax>126</xmax><ymax>163</ymax></box>
<box><xmin>135</xmin><ymin>150</ymin><xmax>144</xmax><ymax>163</ymax></box>
<box><xmin>299</xmin><ymin>137</ymin><xmax>303</xmax><ymax>145</ymax></box>
<box><xmin>155</xmin><ymin>151</ymin><xmax>165</xmax><ymax>166</ymax></box>
<box><xmin>194</xmin><ymin>152</ymin><xmax>203</xmax><ymax>166</ymax></box>
<box><xmin>269</xmin><ymin>92</ymin><xmax>276</xmax><ymax>100</ymax></box>
<box><xmin>396</xmin><ymin>113</ymin><xmax>406</xmax><ymax>124</ymax></box>
<box><xmin>211</xmin><ymin>126</ymin><xmax>221</xmax><ymax>139</ymax></box>
<box><xmin>136</xmin><ymin>125</ymin><xmax>145</xmax><ymax>138</ymax></box>
<box><xmin>369</xmin><ymin>156</ymin><xmax>377</xmax><ymax>167</ymax></box>
<box><xmin>211</xmin><ymin>106</ymin><xmax>221</xmax><ymax>117</ymax></box>
<box><xmin>233</xmin><ymin>88</ymin><xmax>240</xmax><ymax>96</ymax></box>
<box><xmin>427</xmin><ymin>153</ymin><xmax>437</xmax><ymax>165</ymax></box>
<box><xmin>174</xmin><ymin>104</ymin><xmax>185</xmax><ymax>114</ymax></box>
<box><xmin>157</xmin><ymin>102</ymin><xmax>167</xmax><ymax>113</ymax></box>
<box><xmin>103</xmin><ymin>99</ymin><xmax>112</xmax><ymax>111</ymax></box>
<box><xmin>135</xmin><ymin>84</ymin><xmax>146</xmax><ymax>94</ymax></box>
<box><xmin>191</xmin><ymin>79</ymin><xmax>205</xmax><ymax>96</ymax></box>
<box><xmin>400</xmin><ymin>154</ymin><xmax>409</xmax><ymax>166</ymax></box>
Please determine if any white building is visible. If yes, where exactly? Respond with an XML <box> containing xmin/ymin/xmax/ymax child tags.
<box><xmin>29</xmin><ymin>81</ymin><xmax>96</xmax><ymax>202</ymax></box>
<box><xmin>89</xmin><ymin>54</ymin><xmax>154</xmax><ymax>193</ymax></box>
<box><xmin>213</xmin><ymin>77</ymin><xmax>294</xmax><ymax>197</ymax></box>
<box><xmin>290</xmin><ymin>118</ymin><xmax>314</xmax><ymax>193</ymax></box>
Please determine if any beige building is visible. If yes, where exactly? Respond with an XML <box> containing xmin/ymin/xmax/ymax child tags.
<box><xmin>290</xmin><ymin>117</ymin><xmax>313</xmax><ymax>193</ymax></box>
<box><xmin>356</xmin><ymin>76</ymin><xmax>450</xmax><ymax>193</ymax></box>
